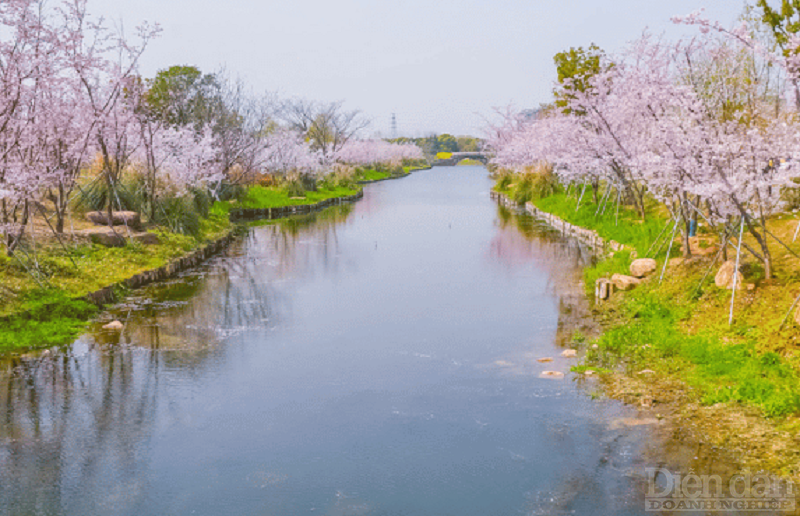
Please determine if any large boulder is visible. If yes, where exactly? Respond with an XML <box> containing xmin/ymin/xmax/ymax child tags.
<box><xmin>81</xmin><ymin>227</ymin><xmax>125</xmax><ymax>247</ymax></box>
<box><xmin>630</xmin><ymin>258</ymin><xmax>657</xmax><ymax>278</ymax></box>
<box><xmin>715</xmin><ymin>260</ymin><xmax>744</xmax><ymax>289</ymax></box>
<box><xmin>611</xmin><ymin>273</ymin><xmax>641</xmax><ymax>291</ymax></box>
<box><xmin>86</xmin><ymin>211</ymin><xmax>142</xmax><ymax>230</ymax></box>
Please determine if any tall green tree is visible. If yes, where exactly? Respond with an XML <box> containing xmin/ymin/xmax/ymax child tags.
<box><xmin>553</xmin><ymin>44</ymin><xmax>607</xmax><ymax>114</ymax></box>
<box><xmin>436</xmin><ymin>133</ymin><xmax>459</xmax><ymax>153</ymax></box>
<box><xmin>145</xmin><ymin>65</ymin><xmax>225</xmax><ymax>129</ymax></box>
<box><xmin>756</xmin><ymin>0</ymin><xmax>800</xmax><ymax>107</ymax></box>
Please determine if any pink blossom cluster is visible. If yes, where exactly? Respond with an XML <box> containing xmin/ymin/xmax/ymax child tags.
<box><xmin>488</xmin><ymin>33</ymin><xmax>800</xmax><ymax>222</ymax></box>
<box><xmin>136</xmin><ymin>127</ymin><xmax>222</xmax><ymax>195</ymax></box>
<box><xmin>0</xmin><ymin>0</ymin><xmax>229</xmax><ymax>249</ymax></box>
<box><xmin>488</xmin><ymin>27</ymin><xmax>800</xmax><ymax>276</ymax></box>
<box><xmin>260</xmin><ymin>129</ymin><xmax>323</xmax><ymax>176</ymax></box>
<box><xmin>334</xmin><ymin>139</ymin><xmax>423</xmax><ymax>167</ymax></box>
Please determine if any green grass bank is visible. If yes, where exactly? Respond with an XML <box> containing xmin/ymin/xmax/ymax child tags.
<box><xmin>0</xmin><ymin>184</ymin><xmax>366</xmax><ymax>353</ymax></box>
<box><xmin>494</xmin><ymin>173</ymin><xmax>800</xmax><ymax>478</ymax></box>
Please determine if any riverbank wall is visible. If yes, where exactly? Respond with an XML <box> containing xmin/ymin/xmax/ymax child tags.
<box><xmin>490</xmin><ymin>190</ymin><xmax>625</xmax><ymax>253</ymax></box>
<box><xmin>92</xmin><ymin>189</ymin><xmax>366</xmax><ymax>305</ymax></box>
<box><xmin>230</xmin><ymin>190</ymin><xmax>363</xmax><ymax>222</ymax></box>
<box><xmin>356</xmin><ymin>166</ymin><xmax>432</xmax><ymax>185</ymax></box>
<box><xmin>2</xmin><ymin>189</ymin><xmax>368</xmax><ymax>334</ymax></box>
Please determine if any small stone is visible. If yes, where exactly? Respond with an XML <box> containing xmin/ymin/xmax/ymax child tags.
<box><xmin>592</xmin><ymin>344</ymin><xmax>599</xmax><ymax>349</ymax></box>
<box><xmin>682</xmin><ymin>236</ymin><xmax>718</xmax><ymax>257</ymax></box>
<box><xmin>595</xmin><ymin>278</ymin><xmax>614</xmax><ymax>300</ymax></box>
<box><xmin>561</xmin><ymin>349</ymin><xmax>578</xmax><ymax>358</ymax></box>
<box><xmin>131</xmin><ymin>232</ymin><xmax>159</xmax><ymax>245</ymax></box>
<box><xmin>630</xmin><ymin>258</ymin><xmax>657</xmax><ymax>278</ymax></box>
<box><xmin>584</xmin><ymin>370</ymin><xmax>595</xmax><ymax>376</ymax></box>
<box><xmin>102</xmin><ymin>320</ymin><xmax>124</xmax><ymax>331</ymax></box>
<box><xmin>637</xmin><ymin>369</ymin><xmax>656</xmax><ymax>375</ymax></box>
<box><xmin>81</xmin><ymin>227</ymin><xmax>125</xmax><ymax>247</ymax></box>
<box><xmin>668</xmin><ymin>257</ymin><xmax>684</xmax><ymax>267</ymax></box>
<box><xmin>746</xmin><ymin>283</ymin><xmax>755</xmax><ymax>291</ymax></box>
<box><xmin>540</xmin><ymin>371</ymin><xmax>565</xmax><ymax>379</ymax></box>
<box><xmin>537</xmin><ymin>357</ymin><xmax>553</xmax><ymax>363</ymax></box>
<box><xmin>609</xmin><ymin>418</ymin><xmax>660</xmax><ymax>429</ymax></box>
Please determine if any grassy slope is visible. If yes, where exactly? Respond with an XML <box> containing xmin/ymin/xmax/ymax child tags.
<box><xmin>498</xmin><ymin>185</ymin><xmax>800</xmax><ymax>422</ymax></box>
<box><xmin>0</xmin><ymin>204</ymin><xmax>232</xmax><ymax>351</ymax></box>
<box><xmin>356</xmin><ymin>169</ymin><xmax>391</xmax><ymax>182</ymax></box>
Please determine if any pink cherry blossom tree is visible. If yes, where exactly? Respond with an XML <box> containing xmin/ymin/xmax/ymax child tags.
<box><xmin>488</xmin><ymin>28</ymin><xmax>800</xmax><ymax>277</ymax></box>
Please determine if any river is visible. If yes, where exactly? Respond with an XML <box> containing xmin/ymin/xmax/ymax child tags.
<box><xmin>0</xmin><ymin>166</ymin><xmax>758</xmax><ymax>515</ymax></box>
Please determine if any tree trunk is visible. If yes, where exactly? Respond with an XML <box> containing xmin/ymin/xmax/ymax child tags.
<box><xmin>5</xmin><ymin>201</ymin><xmax>29</xmax><ymax>257</ymax></box>
<box><xmin>106</xmin><ymin>167</ymin><xmax>115</xmax><ymax>228</ymax></box>
<box><xmin>681</xmin><ymin>195</ymin><xmax>692</xmax><ymax>258</ymax></box>
<box><xmin>683</xmin><ymin>220</ymin><xmax>692</xmax><ymax>258</ymax></box>
<box><xmin>721</xmin><ymin>231</ymin><xmax>728</xmax><ymax>262</ymax></box>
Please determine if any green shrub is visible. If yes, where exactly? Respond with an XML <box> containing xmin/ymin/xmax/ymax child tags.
<box><xmin>282</xmin><ymin>178</ymin><xmax>306</xmax><ymax>198</ymax></box>
<box><xmin>151</xmin><ymin>195</ymin><xmax>202</xmax><ymax>236</ymax></box>
<box><xmin>75</xmin><ymin>177</ymin><xmax>145</xmax><ymax>213</ymax></box>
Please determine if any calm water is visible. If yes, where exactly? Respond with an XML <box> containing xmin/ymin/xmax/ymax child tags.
<box><xmin>0</xmin><ymin>167</ymin><xmax>741</xmax><ymax>515</ymax></box>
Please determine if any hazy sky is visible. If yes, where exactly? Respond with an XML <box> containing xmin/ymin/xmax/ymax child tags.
<box><xmin>91</xmin><ymin>0</ymin><xmax>746</xmax><ymax>137</ymax></box>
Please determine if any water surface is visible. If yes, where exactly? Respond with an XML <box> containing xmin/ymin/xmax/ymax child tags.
<box><xmin>0</xmin><ymin>166</ymin><xmax>728</xmax><ymax>515</ymax></box>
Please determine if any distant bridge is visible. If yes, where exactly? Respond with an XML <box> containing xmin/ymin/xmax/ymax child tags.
<box><xmin>433</xmin><ymin>152</ymin><xmax>490</xmax><ymax>166</ymax></box>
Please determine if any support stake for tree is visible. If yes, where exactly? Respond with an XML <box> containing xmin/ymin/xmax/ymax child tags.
<box><xmin>645</xmin><ymin>217</ymin><xmax>673</xmax><ymax>258</ymax></box>
<box><xmin>729</xmin><ymin>217</ymin><xmax>745</xmax><ymax>326</ymax></box>
<box><xmin>659</xmin><ymin>217</ymin><xmax>679</xmax><ymax>285</ymax></box>
<box><xmin>779</xmin><ymin>292</ymin><xmax>800</xmax><ymax>331</ymax></box>
<box><xmin>595</xmin><ymin>186</ymin><xmax>613</xmax><ymax>217</ymax></box>
<box><xmin>793</xmin><ymin>218</ymin><xmax>800</xmax><ymax>243</ymax></box>
<box><xmin>576</xmin><ymin>181</ymin><xmax>588</xmax><ymax>211</ymax></box>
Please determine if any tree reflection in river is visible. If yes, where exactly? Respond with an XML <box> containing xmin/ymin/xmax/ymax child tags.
<box><xmin>0</xmin><ymin>341</ymin><xmax>159</xmax><ymax>513</ymax></box>
<box><xmin>490</xmin><ymin>204</ymin><xmax>782</xmax><ymax>516</ymax></box>
<box><xmin>490</xmin><ymin>204</ymin><xmax>598</xmax><ymax>348</ymax></box>
<box><xmin>0</xmin><ymin>204</ymin><xmax>357</xmax><ymax>515</ymax></box>
<box><xmin>0</xmin><ymin>169</ymin><xmax>771</xmax><ymax>516</ymax></box>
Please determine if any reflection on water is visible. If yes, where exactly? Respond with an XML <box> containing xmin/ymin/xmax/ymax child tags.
<box><xmin>0</xmin><ymin>167</ymin><xmax>776</xmax><ymax>515</ymax></box>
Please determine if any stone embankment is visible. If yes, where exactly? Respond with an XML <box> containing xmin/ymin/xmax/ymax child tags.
<box><xmin>84</xmin><ymin>228</ymin><xmax>241</xmax><ymax>307</ymax></box>
<box><xmin>229</xmin><ymin>190</ymin><xmax>363</xmax><ymax>221</ymax></box>
<box><xmin>490</xmin><ymin>190</ymin><xmax>625</xmax><ymax>253</ymax></box>
<box><xmin>356</xmin><ymin>166</ymin><xmax>431</xmax><ymax>185</ymax></box>
<box><xmin>3</xmin><ymin>190</ymin><xmax>368</xmax><ymax>325</ymax></box>
<box><xmin>90</xmin><ymin>190</ymin><xmax>367</xmax><ymax>306</ymax></box>
<box><xmin>490</xmin><ymin>190</ymin><xmax>655</xmax><ymax>300</ymax></box>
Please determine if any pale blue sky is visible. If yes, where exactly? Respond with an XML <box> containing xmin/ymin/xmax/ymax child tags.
<box><xmin>92</xmin><ymin>0</ymin><xmax>746</xmax><ymax>137</ymax></box>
